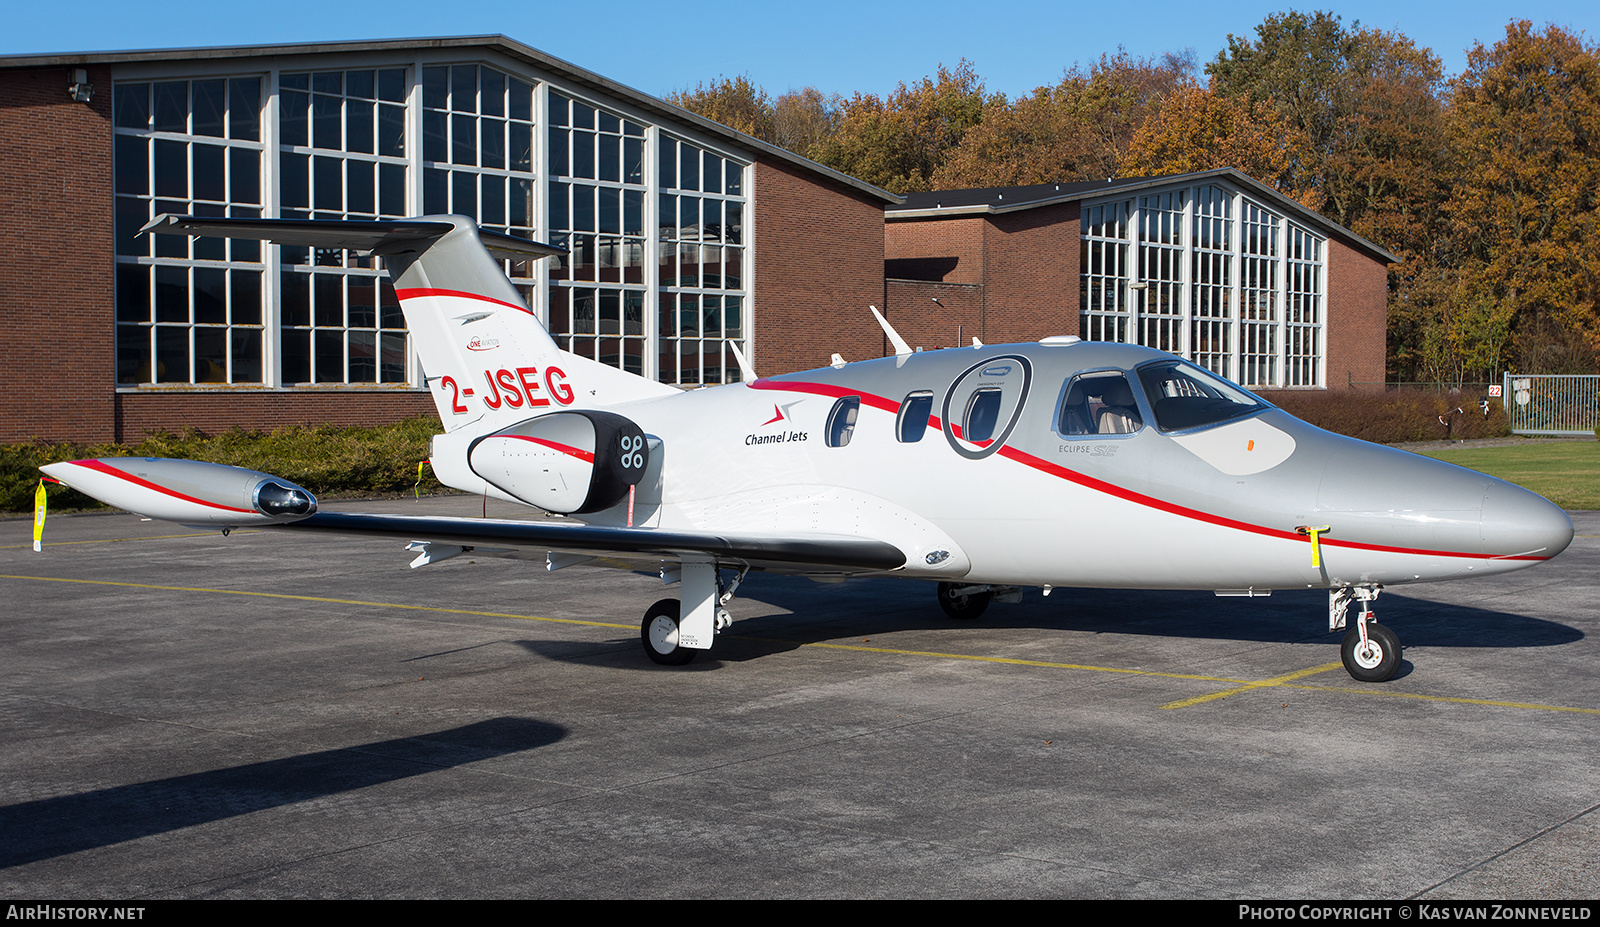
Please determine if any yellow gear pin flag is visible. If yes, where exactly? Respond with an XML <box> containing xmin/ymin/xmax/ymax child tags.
<box><xmin>1297</xmin><ymin>525</ymin><xmax>1332</xmax><ymax>568</ymax></box>
<box><xmin>33</xmin><ymin>478</ymin><xmax>52</xmax><ymax>552</ymax></box>
<box><xmin>415</xmin><ymin>460</ymin><xmax>427</xmax><ymax>500</ymax></box>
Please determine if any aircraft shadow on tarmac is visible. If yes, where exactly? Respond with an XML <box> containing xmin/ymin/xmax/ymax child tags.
<box><xmin>0</xmin><ymin>717</ymin><xmax>564</xmax><ymax>868</ymax></box>
<box><xmin>508</xmin><ymin>577</ymin><xmax>1581</xmax><ymax>669</ymax></box>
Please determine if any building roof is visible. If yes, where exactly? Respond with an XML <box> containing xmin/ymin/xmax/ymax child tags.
<box><xmin>887</xmin><ymin>168</ymin><xmax>1399</xmax><ymax>264</ymax></box>
<box><xmin>0</xmin><ymin>34</ymin><xmax>902</xmax><ymax>206</ymax></box>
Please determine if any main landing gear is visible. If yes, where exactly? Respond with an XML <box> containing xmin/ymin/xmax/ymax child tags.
<box><xmin>937</xmin><ymin>582</ymin><xmax>991</xmax><ymax>620</ymax></box>
<box><xmin>640</xmin><ymin>565</ymin><xmax>744</xmax><ymax>666</ymax></box>
<box><xmin>935</xmin><ymin>582</ymin><xmax>1023</xmax><ymax>621</ymax></box>
<box><xmin>1330</xmin><ymin>585</ymin><xmax>1401</xmax><ymax>682</ymax></box>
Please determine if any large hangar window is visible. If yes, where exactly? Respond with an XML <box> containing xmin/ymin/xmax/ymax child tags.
<box><xmin>113</xmin><ymin>77</ymin><xmax>267</xmax><ymax>385</ymax></box>
<box><xmin>545</xmin><ymin>92</ymin><xmax>649</xmax><ymax>377</ymax></box>
<box><xmin>657</xmin><ymin>134</ymin><xmax>748</xmax><ymax>387</ymax></box>
<box><xmin>1077</xmin><ymin>182</ymin><xmax>1327</xmax><ymax>389</ymax></box>
<box><xmin>111</xmin><ymin>57</ymin><xmax>758</xmax><ymax>392</ymax></box>
<box><xmin>279</xmin><ymin>67</ymin><xmax>416</xmax><ymax>385</ymax></box>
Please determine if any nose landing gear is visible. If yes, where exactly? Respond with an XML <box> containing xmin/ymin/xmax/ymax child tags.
<box><xmin>1330</xmin><ymin>585</ymin><xmax>1400</xmax><ymax>682</ymax></box>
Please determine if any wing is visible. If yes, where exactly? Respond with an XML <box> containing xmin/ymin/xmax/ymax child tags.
<box><xmin>279</xmin><ymin>511</ymin><xmax>906</xmax><ymax>574</ymax></box>
<box><xmin>39</xmin><ymin>457</ymin><xmax>906</xmax><ymax>576</ymax></box>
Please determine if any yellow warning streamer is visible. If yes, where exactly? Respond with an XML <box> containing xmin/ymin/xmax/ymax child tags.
<box><xmin>415</xmin><ymin>460</ymin><xmax>427</xmax><ymax>500</ymax></box>
<box><xmin>1297</xmin><ymin>525</ymin><xmax>1332</xmax><ymax>568</ymax></box>
<box><xmin>33</xmin><ymin>479</ymin><xmax>52</xmax><ymax>552</ymax></box>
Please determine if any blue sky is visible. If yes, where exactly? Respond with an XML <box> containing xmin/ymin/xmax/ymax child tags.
<box><xmin>5</xmin><ymin>1</ymin><xmax>1594</xmax><ymax>101</ymax></box>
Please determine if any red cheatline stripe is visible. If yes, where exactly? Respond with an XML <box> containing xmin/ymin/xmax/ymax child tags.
<box><xmin>744</xmin><ymin>381</ymin><xmax>1549</xmax><ymax>563</ymax></box>
<box><xmin>492</xmin><ymin>434</ymin><xmax>595</xmax><ymax>463</ymax></box>
<box><xmin>394</xmin><ymin>287</ymin><xmax>532</xmax><ymax>315</ymax></box>
<box><xmin>750</xmin><ymin>378</ymin><xmax>899</xmax><ymax>413</ymax></box>
<box><xmin>68</xmin><ymin>460</ymin><xmax>256</xmax><ymax>514</ymax></box>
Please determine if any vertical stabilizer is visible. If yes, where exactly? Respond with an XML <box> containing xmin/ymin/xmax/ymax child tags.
<box><xmin>141</xmin><ymin>215</ymin><xmax>675</xmax><ymax>431</ymax></box>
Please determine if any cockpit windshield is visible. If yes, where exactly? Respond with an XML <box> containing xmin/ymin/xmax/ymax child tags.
<box><xmin>1135</xmin><ymin>360</ymin><xmax>1267</xmax><ymax>432</ymax></box>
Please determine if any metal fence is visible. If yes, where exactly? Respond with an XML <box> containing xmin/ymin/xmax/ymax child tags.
<box><xmin>1502</xmin><ymin>374</ymin><xmax>1600</xmax><ymax>436</ymax></box>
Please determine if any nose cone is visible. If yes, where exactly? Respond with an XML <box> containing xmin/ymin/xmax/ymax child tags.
<box><xmin>1481</xmin><ymin>479</ymin><xmax>1573</xmax><ymax>559</ymax></box>
<box><xmin>1307</xmin><ymin>433</ymin><xmax>1573</xmax><ymax>580</ymax></box>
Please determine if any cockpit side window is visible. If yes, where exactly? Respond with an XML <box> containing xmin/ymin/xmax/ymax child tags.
<box><xmin>1057</xmin><ymin>372</ymin><xmax>1143</xmax><ymax>437</ymax></box>
<box><xmin>1135</xmin><ymin>360</ymin><xmax>1266</xmax><ymax>432</ymax></box>
<box><xmin>826</xmin><ymin>395</ymin><xmax>861</xmax><ymax>447</ymax></box>
<box><xmin>897</xmin><ymin>391</ymin><xmax>933</xmax><ymax>443</ymax></box>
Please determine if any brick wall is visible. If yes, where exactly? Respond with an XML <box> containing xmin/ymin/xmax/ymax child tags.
<box><xmin>982</xmin><ymin>202</ymin><xmax>1079</xmax><ymax>343</ymax></box>
<box><xmin>0</xmin><ymin>66</ymin><xmax>117</xmax><ymax>442</ymax></box>
<box><xmin>883</xmin><ymin>280</ymin><xmax>982</xmax><ymax>351</ymax></box>
<box><xmin>1324</xmin><ymin>235</ymin><xmax>1389</xmax><ymax>388</ymax></box>
<box><xmin>750</xmin><ymin>158</ymin><xmax>887</xmax><ymax>376</ymax></box>
<box><xmin>884</xmin><ymin>214</ymin><xmax>985</xmax><ymax>284</ymax></box>
<box><xmin>886</xmin><ymin>204</ymin><xmax>1083</xmax><ymax>350</ymax></box>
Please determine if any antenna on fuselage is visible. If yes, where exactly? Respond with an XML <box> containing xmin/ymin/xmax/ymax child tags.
<box><xmin>727</xmin><ymin>340</ymin><xmax>757</xmax><ymax>381</ymax></box>
<box><xmin>869</xmin><ymin>305</ymin><xmax>913</xmax><ymax>357</ymax></box>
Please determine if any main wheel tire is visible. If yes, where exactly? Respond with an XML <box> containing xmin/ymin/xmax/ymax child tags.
<box><xmin>641</xmin><ymin>598</ymin><xmax>697</xmax><ymax>666</ymax></box>
<box><xmin>1341</xmin><ymin>622</ymin><xmax>1401</xmax><ymax>682</ymax></box>
<box><xmin>937</xmin><ymin>582</ymin><xmax>992</xmax><ymax>621</ymax></box>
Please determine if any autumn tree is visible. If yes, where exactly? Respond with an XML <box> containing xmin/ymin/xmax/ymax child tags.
<box><xmin>933</xmin><ymin>51</ymin><xmax>1194</xmax><ymax>188</ymax></box>
<box><xmin>809</xmin><ymin>60</ymin><xmax>994</xmax><ymax>194</ymax></box>
<box><xmin>1209</xmin><ymin>11</ymin><xmax>1460</xmax><ymax>380</ymax></box>
<box><xmin>1121</xmin><ymin>85</ymin><xmax>1317</xmax><ymax>206</ymax></box>
<box><xmin>1207</xmin><ymin>11</ymin><xmax>1448</xmax><ymax>235</ymax></box>
<box><xmin>1442</xmin><ymin>20</ymin><xmax>1600</xmax><ymax>377</ymax></box>
<box><xmin>771</xmin><ymin>87</ymin><xmax>841</xmax><ymax>157</ymax></box>
<box><xmin>666</xmin><ymin>75</ymin><xmax>774</xmax><ymax>140</ymax></box>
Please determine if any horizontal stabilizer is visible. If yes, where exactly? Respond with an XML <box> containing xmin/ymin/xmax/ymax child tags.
<box><xmin>139</xmin><ymin>214</ymin><xmax>564</xmax><ymax>261</ymax></box>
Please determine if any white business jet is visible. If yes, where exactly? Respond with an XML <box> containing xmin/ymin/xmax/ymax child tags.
<box><xmin>42</xmin><ymin>215</ymin><xmax>1575</xmax><ymax>683</ymax></box>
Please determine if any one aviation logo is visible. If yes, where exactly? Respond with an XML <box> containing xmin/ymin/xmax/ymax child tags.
<box><xmin>466</xmin><ymin>336</ymin><xmax>501</xmax><ymax>352</ymax></box>
<box><xmin>747</xmin><ymin>400</ymin><xmax>807</xmax><ymax>445</ymax></box>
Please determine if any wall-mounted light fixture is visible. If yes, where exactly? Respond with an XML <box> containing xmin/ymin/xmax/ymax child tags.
<box><xmin>68</xmin><ymin>68</ymin><xmax>93</xmax><ymax>103</ymax></box>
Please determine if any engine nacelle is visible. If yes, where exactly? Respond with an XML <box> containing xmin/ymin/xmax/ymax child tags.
<box><xmin>467</xmin><ymin>410</ymin><xmax>650</xmax><ymax>514</ymax></box>
<box><xmin>39</xmin><ymin>458</ymin><xmax>317</xmax><ymax>526</ymax></box>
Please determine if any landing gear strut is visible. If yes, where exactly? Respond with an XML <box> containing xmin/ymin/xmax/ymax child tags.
<box><xmin>1330</xmin><ymin>585</ymin><xmax>1401</xmax><ymax>682</ymax></box>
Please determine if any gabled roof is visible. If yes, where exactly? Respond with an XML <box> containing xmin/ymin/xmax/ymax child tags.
<box><xmin>887</xmin><ymin>168</ymin><xmax>1398</xmax><ymax>264</ymax></box>
<box><xmin>0</xmin><ymin>35</ymin><xmax>902</xmax><ymax>206</ymax></box>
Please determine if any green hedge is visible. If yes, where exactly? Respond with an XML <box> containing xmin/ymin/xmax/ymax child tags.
<box><xmin>3</xmin><ymin>417</ymin><xmax>445</xmax><ymax>514</ymax></box>
<box><xmin>1262</xmin><ymin>390</ymin><xmax>1511</xmax><ymax>444</ymax></box>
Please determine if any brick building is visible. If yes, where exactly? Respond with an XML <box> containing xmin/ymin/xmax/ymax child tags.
<box><xmin>1</xmin><ymin>39</ymin><xmax>1393</xmax><ymax>446</ymax></box>
<box><xmin>883</xmin><ymin>173</ymin><xmax>1396</xmax><ymax>392</ymax></box>
<box><xmin>0</xmin><ymin>37</ymin><xmax>897</xmax><ymax>443</ymax></box>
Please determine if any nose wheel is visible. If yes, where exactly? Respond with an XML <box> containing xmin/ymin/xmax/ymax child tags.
<box><xmin>1340</xmin><ymin>621</ymin><xmax>1400</xmax><ymax>682</ymax></box>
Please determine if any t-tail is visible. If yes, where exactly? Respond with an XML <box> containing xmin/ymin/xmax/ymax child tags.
<box><xmin>140</xmin><ymin>214</ymin><xmax>675</xmax><ymax>433</ymax></box>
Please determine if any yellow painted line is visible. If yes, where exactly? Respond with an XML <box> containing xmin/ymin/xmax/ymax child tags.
<box><xmin>0</xmin><ymin>530</ymin><xmax>257</xmax><ymax>550</ymax></box>
<box><xmin>5</xmin><ymin>574</ymin><xmax>1598</xmax><ymax>717</ymax></box>
<box><xmin>0</xmin><ymin>574</ymin><xmax>633</xmax><ymax>632</ymax></box>
<box><xmin>1160</xmin><ymin>661</ymin><xmax>1345</xmax><ymax>708</ymax></box>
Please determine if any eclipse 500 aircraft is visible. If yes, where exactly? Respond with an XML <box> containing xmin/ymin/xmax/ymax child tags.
<box><xmin>42</xmin><ymin>214</ymin><xmax>1575</xmax><ymax>683</ymax></box>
